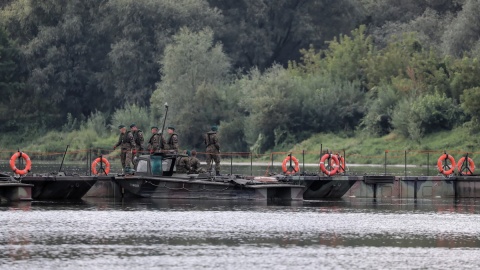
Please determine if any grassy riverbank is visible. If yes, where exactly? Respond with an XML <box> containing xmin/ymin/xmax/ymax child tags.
<box><xmin>1</xmin><ymin>126</ymin><xmax>479</xmax><ymax>166</ymax></box>
<box><xmin>275</xmin><ymin>126</ymin><xmax>480</xmax><ymax>165</ymax></box>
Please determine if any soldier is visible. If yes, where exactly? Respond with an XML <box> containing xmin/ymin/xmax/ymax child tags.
<box><xmin>113</xmin><ymin>125</ymin><xmax>136</xmax><ymax>174</ymax></box>
<box><xmin>176</xmin><ymin>150</ymin><xmax>191</xmax><ymax>173</ymax></box>
<box><xmin>165</xmin><ymin>126</ymin><xmax>179</xmax><ymax>153</ymax></box>
<box><xmin>204</xmin><ymin>125</ymin><xmax>221</xmax><ymax>176</ymax></box>
<box><xmin>188</xmin><ymin>150</ymin><xmax>205</xmax><ymax>174</ymax></box>
<box><xmin>147</xmin><ymin>126</ymin><xmax>165</xmax><ymax>153</ymax></box>
<box><xmin>130</xmin><ymin>123</ymin><xmax>144</xmax><ymax>165</ymax></box>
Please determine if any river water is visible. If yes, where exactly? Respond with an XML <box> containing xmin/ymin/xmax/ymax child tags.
<box><xmin>2</xmin><ymin>197</ymin><xmax>480</xmax><ymax>269</ymax></box>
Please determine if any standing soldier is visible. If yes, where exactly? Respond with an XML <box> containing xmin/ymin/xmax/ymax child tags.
<box><xmin>165</xmin><ymin>126</ymin><xmax>179</xmax><ymax>153</ymax></box>
<box><xmin>113</xmin><ymin>125</ymin><xmax>136</xmax><ymax>174</ymax></box>
<box><xmin>204</xmin><ymin>125</ymin><xmax>220</xmax><ymax>176</ymax></box>
<box><xmin>130</xmin><ymin>123</ymin><xmax>144</xmax><ymax>166</ymax></box>
<box><xmin>147</xmin><ymin>126</ymin><xmax>165</xmax><ymax>153</ymax></box>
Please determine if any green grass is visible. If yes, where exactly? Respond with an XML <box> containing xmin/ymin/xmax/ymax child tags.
<box><xmin>2</xmin><ymin>126</ymin><xmax>479</xmax><ymax>167</ymax></box>
<box><xmin>285</xmin><ymin>126</ymin><xmax>480</xmax><ymax>166</ymax></box>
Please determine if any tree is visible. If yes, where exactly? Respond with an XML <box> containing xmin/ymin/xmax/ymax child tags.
<box><xmin>99</xmin><ymin>0</ymin><xmax>223</xmax><ymax>108</ymax></box>
<box><xmin>359</xmin><ymin>0</ymin><xmax>463</xmax><ymax>49</ymax></box>
<box><xmin>361</xmin><ymin>85</ymin><xmax>399</xmax><ymax>136</ymax></box>
<box><xmin>392</xmin><ymin>93</ymin><xmax>462</xmax><ymax>140</ymax></box>
<box><xmin>0</xmin><ymin>27</ymin><xmax>26</xmax><ymax>131</ymax></box>
<box><xmin>461</xmin><ymin>87</ymin><xmax>480</xmax><ymax>122</ymax></box>
<box><xmin>208</xmin><ymin>0</ymin><xmax>364</xmax><ymax>71</ymax></box>
<box><xmin>442</xmin><ymin>0</ymin><xmax>480</xmax><ymax>57</ymax></box>
<box><xmin>1</xmin><ymin>1</ymin><xmax>109</xmax><ymax>128</ymax></box>
<box><xmin>322</xmin><ymin>25</ymin><xmax>373</xmax><ymax>86</ymax></box>
<box><xmin>0</xmin><ymin>0</ymin><xmax>223</xmax><ymax>130</ymax></box>
<box><xmin>150</xmin><ymin>27</ymin><xmax>231</xmax><ymax>149</ymax></box>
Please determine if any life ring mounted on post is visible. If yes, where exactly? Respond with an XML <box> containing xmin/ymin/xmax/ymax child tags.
<box><xmin>437</xmin><ymin>154</ymin><xmax>455</xmax><ymax>176</ymax></box>
<box><xmin>91</xmin><ymin>157</ymin><xmax>110</xmax><ymax>175</ymax></box>
<box><xmin>457</xmin><ymin>156</ymin><xmax>475</xmax><ymax>175</ymax></box>
<box><xmin>320</xmin><ymin>153</ymin><xmax>339</xmax><ymax>176</ymax></box>
<box><xmin>282</xmin><ymin>155</ymin><xmax>300</xmax><ymax>175</ymax></box>
<box><xmin>335</xmin><ymin>154</ymin><xmax>346</xmax><ymax>173</ymax></box>
<box><xmin>9</xmin><ymin>152</ymin><xmax>32</xmax><ymax>176</ymax></box>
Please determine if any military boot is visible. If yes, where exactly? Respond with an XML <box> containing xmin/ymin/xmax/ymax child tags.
<box><xmin>216</xmin><ymin>171</ymin><xmax>221</xmax><ymax>176</ymax></box>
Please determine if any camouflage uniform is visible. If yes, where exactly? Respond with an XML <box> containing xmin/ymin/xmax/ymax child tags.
<box><xmin>189</xmin><ymin>155</ymin><xmax>205</xmax><ymax>174</ymax></box>
<box><xmin>114</xmin><ymin>127</ymin><xmax>136</xmax><ymax>173</ymax></box>
<box><xmin>204</xmin><ymin>126</ymin><xmax>220</xmax><ymax>175</ymax></box>
<box><xmin>131</xmin><ymin>128</ymin><xmax>144</xmax><ymax>165</ymax></box>
<box><xmin>165</xmin><ymin>128</ymin><xmax>179</xmax><ymax>153</ymax></box>
<box><xmin>132</xmin><ymin>129</ymin><xmax>144</xmax><ymax>152</ymax></box>
<box><xmin>176</xmin><ymin>155</ymin><xmax>190</xmax><ymax>173</ymax></box>
<box><xmin>147</xmin><ymin>131</ymin><xmax>165</xmax><ymax>153</ymax></box>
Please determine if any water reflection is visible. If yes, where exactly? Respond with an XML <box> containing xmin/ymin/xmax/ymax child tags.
<box><xmin>2</xmin><ymin>197</ymin><xmax>480</xmax><ymax>269</ymax></box>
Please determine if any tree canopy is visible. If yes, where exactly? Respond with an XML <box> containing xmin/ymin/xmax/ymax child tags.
<box><xmin>2</xmin><ymin>0</ymin><xmax>480</xmax><ymax>152</ymax></box>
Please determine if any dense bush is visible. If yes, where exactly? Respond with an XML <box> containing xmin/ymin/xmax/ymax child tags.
<box><xmin>361</xmin><ymin>85</ymin><xmax>399</xmax><ymax>136</ymax></box>
<box><xmin>82</xmin><ymin>110</ymin><xmax>110</xmax><ymax>138</ymax></box>
<box><xmin>110</xmin><ymin>104</ymin><xmax>153</xmax><ymax>134</ymax></box>
<box><xmin>392</xmin><ymin>93</ymin><xmax>462</xmax><ymax>141</ymax></box>
<box><xmin>461</xmin><ymin>87</ymin><xmax>480</xmax><ymax>121</ymax></box>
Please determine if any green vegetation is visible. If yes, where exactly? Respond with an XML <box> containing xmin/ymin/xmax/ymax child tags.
<box><xmin>2</xmin><ymin>125</ymin><xmax>477</xmax><ymax>169</ymax></box>
<box><xmin>1</xmin><ymin>0</ymin><xmax>480</xmax><ymax>167</ymax></box>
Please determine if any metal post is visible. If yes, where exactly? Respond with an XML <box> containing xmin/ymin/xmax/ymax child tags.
<box><xmin>427</xmin><ymin>152</ymin><xmax>429</xmax><ymax>176</ymax></box>
<box><xmin>302</xmin><ymin>150</ymin><xmax>304</xmax><ymax>174</ymax></box>
<box><xmin>160</xmin><ymin>102</ymin><xmax>169</xmax><ymax>134</ymax></box>
<box><xmin>404</xmin><ymin>150</ymin><xmax>407</xmax><ymax>177</ymax></box>
<box><xmin>250</xmin><ymin>152</ymin><xmax>253</xmax><ymax>176</ymax></box>
<box><xmin>454</xmin><ymin>179</ymin><xmax>457</xmax><ymax>199</ymax></box>
<box><xmin>100</xmin><ymin>154</ymin><xmax>104</xmax><ymax>174</ymax></box>
<box><xmin>384</xmin><ymin>151</ymin><xmax>387</xmax><ymax>175</ymax></box>
<box><xmin>271</xmin><ymin>153</ymin><xmax>274</xmax><ymax>171</ymax></box>
<box><xmin>414</xmin><ymin>177</ymin><xmax>418</xmax><ymax>199</ymax></box>
<box><xmin>58</xmin><ymin>145</ymin><xmax>69</xmax><ymax>173</ymax></box>
<box><xmin>85</xmin><ymin>149</ymin><xmax>90</xmax><ymax>175</ymax></box>
<box><xmin>230</xmin><ymin>153</ymin><xmax>233</xmax><ymax>175</ymax></box>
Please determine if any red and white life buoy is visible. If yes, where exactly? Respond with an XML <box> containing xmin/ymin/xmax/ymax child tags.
<box><xmin>320</xmin><ymin>154</ymin><xmax>339</xmax><ymax>176</ymax></box>
<box><xmin>282</xmin><ymin>155</ymin><xmax>300</xmax><ymax>175</ymax></box>
<box><xmin>457</xmin><ymin>156</ymin><xmax>475</xmax><ymax>175</ymax></box>
<box><xmin>91</xmin><ymin>157</ymin><xmax>110</xmax><ymax>175</ymax></box>
<box><xmin>437</xmin><ymin>154</ymin><xmax>455</xmax><ymax>176</ymax></box>
<box><xmin>10</xmin><ymin>152</ymin><xmax>32</xmax><ymax>176</ymax></box>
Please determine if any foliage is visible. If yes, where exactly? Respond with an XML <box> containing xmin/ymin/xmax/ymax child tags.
<box><xmin>0</xmin><ymin>0</ymin><xmax>222</xmax><ymax>131</ymax></box>
<box><xmin>461</xmin><ymin>87</ymin><xmax>480</xmax><ymax>121</ymax></box>
<box><xmin>441</xmin><ymin>0</ymin><xmax>480</xmax><ymax>57</ymax></box>
<box><xmin>238</xmin><ymin>65</ymin><xmax>365</xmax><ymax>152</ymax></box>
<box><xmin>4</xmin><ymin>0</ymin><xmax>480</xmax><ymax>154</ymax></box>
<box><xmin>391</xmin><ymin>93</ymin><xmax>462</xmax><ymax>141</ymax></box>
<box><xmin>360</xmin><ymin>0</ymin><xmax>463</xmax><ymax>48</ymax></box>
<box><xmin>449</xmin><ymin>57</ymin><xmax>480</xmax><ymax>102</ymax></box>
<box><xmin>361</xmin><ymin>85</ymin><xmax>399</xmax><ymax>136</ymax></box>
<box><xmin>151</xmin><ymin>27</ymin><xmax>231</xmax><ymax>149</ymax></box>
<box><xmin>62</xmin><ymin>113</ymin><xmax>81</xmax><ymax>133</ymax></box>
<box><xmin>238</xmin><ymin>66</ymin><xmax>302</xmax><ymax>152</ymax></box>
<box><xmin>110</xmin><ymin>104</ymin><xmax>153</xmax><ymax>134</ymax></box>
<box><xmin>208</xmin><ymin>0</ymin><xmax>364</xmax><ymax>71</ymax></box>
<box><xmin>322</xmin><ymin>25</ymin><xmax>373</xmax><ymax>85</ymax></box>
<box><xmin>300</xmin><ymin>76</ymin><xmax>365</xmax><ymax>133</ymax></box>
<box><xmin>0</xmin><ymin>27</ymin><xmax>27</xmax><ymax>132</ymax></box>
<box><xmin>82</xmin><ymin>110</ymin><xmax>110</xmax><ymax>138</ymax></box>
